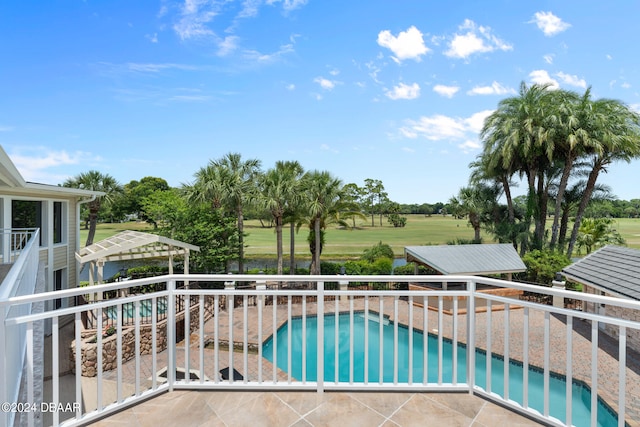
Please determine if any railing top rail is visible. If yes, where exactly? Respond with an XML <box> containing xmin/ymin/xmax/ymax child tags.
<box><xmin>3</xmin><ymin>271</ymin><xmax>640</xmax><ymax>312</ymax></box>
<box><xmin>0</xmin><ymin>228</ymin><xmax>40</xmax><ymax>301</ymax></box>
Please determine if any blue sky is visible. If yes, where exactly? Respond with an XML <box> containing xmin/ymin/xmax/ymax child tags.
<box><xmin>1</xmin><ymin>1</ymin><xmax>639</xmax><ymax>203</ymax></box>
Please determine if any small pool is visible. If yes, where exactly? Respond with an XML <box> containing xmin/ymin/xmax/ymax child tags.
<box><xmin>263</xmin><ymin>312</ymin><xmax>621</xmax><ymax>427</ymax></box>
<box><xmin>105</xmin><ymin>298</ymin><xmax>168</xmax><ymax>321</ymax></box>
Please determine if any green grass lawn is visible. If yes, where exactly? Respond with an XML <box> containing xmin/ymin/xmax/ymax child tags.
<box><xmin>82</xmin><ymin>215</ymin><xmax>640</xmax><ymax>257</ymax></box>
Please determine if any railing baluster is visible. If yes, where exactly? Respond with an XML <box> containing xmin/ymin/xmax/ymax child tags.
<box><xmin>619</xmin><ymin>326</ymin><xmax>626</xmax><ymax>427</ymax></box>
<box><xmin>272</xmin><ymin>293</ymin><xmax>277</xmax><ymax>384</ymax></box>
<box><xmin>26</xmin><ymin>321</ymin><xmax>33</xmax><ymax>427</ymax></box>
<box><xmin>503</xmin><ymin>303</ymin><xmax>509</xmax><ymax>401</ymax></box>
<box><xmin>214</xmin><ymin>294</ymin><xmax>219</xmax><ymax>384</ymax></box>
<box><xmin>424</xmin><ymin>297</ymin><xmax>428</xmax><ymax>385</ymax></box>
<box><xmin>438</xmin><ymin>295</ymin><xmax>443</xmax><ymax>385</ymax></box>
<box><xmin>591</xmin><ymin>319</ymin><xmax>598</xmax><ymax>427</ymax></box>
<box><xmin>317</xmin><ymin>281</ymin><xmax>325</xmax><ymax>394</ymax></box>
<box><xmin>364</xmin><ymin>296</ymin><xmax>369</xmax><ymax>385</ymax></box>
<box><xmin>243</xmin><ymin>295</ymin><xmax>248</xmax><ymax>384</ymax></box>
<box><xmin>349</xmin><ymin>295</ymin><xmax>354</xmax><ymax>385</ymax></box>
<box><xmin>287</xmin><ymin>295</ymin><xmax>292</xmax><ymax>384</ymax></box>
<box><xmin>485</xmin><ymin>299</ymin><xmax>491</xmax><ymax>393</ymax></box>
<box><xmin>452</xmin><ymin>296</ymin><xmax>458</xmax><ymax>386</ymax></box>
<box><xmin>52</xmin><ymin>316</ymin><xmax>59</xmax><ymax>427</ymax></box>
<box><xmin>335</xmin><ymin>297</ymin><xmax>339</xmax><ymax>384</ymax></box>
<box><xmin>393</xmin><ymin>296</ymin><xmax>398</xmax><ymax>385</ymax></box>
<box><xmin>523</xmin><ymin>307</ymin><xmax>529</xmax><ymax>409</ymax></box>
<box><xmin>228</xmin><ymin>291</ymin><xmax>234</xmax><ymax>385</ymax></box>
<box><xmin>408</xmin><ymin>295</ymin><xmax>413</xmax><ymax>385</ymax></box>
<box><xmin>379</xmin><ymin>296</ymin><xmax>384</xmax><ymax>385</ymax></box>
<box><xmin>544</xmin><ymin>311</ymin><xmax>550</xmax><ymax>418</ymax></box>
<box><xmin>152</xmin><ymin>297</ymin><xmax>157</xmax><ymax>390</ymax></box>
<box><xmin>75</xmin><ymin>311</ymin><xmax>82</xmax><ymax>420</ymax></box>
<box><xmin>199</xmin><ymin>295</ymin><xmax>204</xmax><ymax>384</ymax></box>
<box><xmin>97</xmin><ymin>307</ymin><xmax>103</xmax><ymax>411</ymax></box>
<box><xmin>116</xmin><ymin>302</ymin><xmax>123</xmax><ymax>401</ymax></box>
<box><xmin>184</xmin><ymin>295</ymin><xmax>190</xmax><ymax>385</ymax></box>
<box><xmin>302</xmin><ymin>296</ymin><xmax>307</xmax><ymax>383</ymax></box>
<box><xmin>566</xmin><ymin>315</ymin><xmax>573</xmax><ymax>427</ymax></box>
<box><xmin>135</xmin><ymin>299</ymin><xmax>141</xmax><ymax>394</ymax></box>
<box><xmin>167</xmin><ymin>280</ymin><xmax>176</xmax><ymax>391</ymax></box>
<box><xmin>258</xmin><ymin>292</ymin><xmax>263</xmax><ymax>384</ymax></box>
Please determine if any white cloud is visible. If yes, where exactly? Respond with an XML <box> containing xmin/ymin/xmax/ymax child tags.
<box><xmin>433</xmin><ymin>84</ymin><xmax>459</xmax><ymax>98</ymax></box>
<box><xmin>556</xmin><ymin>72</ymin><xmax>586</xmax><ymax>88</ymax></box>
<box><xmin>398</xmin><ymin>110</ymin><xmax>489</xmax><ymax>154</ymax></box>
<box><xmin>467</xmin><ymin>81</ymin><xmax>515</xmax><ymax>96</ymax></box>
<box><xmin>606</xmin><ymin>54</ymin><xmax>613</xmax><ymax>60</ymax></box>
<box><xmin>243</xmin><ymin>43</ymin><xmax>294</xmax><ymax>63</ymax></box>
<box><xmin>543</xmin><ymin>54</ymin><xmax>554</xmax><ymax>64</ymax></box>
<box><xmin>266</xmin><ymin>0</ymin><xmax>308</xmax><ymax>11</ymax></box>
<box><xmin>445</xmin><ymin>19</ymin><xmax>512</xmax><ymax>59</ymax></box>
<box><xmin>173</xmin><ymin>1</ymin><xmax>220</xmax><ymax>40</ymax></box>
<box><xmin>377</xmin><ymin>26</ymin><xmax>429</xmax><ymax>62</ymax></box>
<box><xmin>146</xmin><ymin>33</ymin><xmax>158</xmax><ymax>43</ymax></box>
<box><xmin>530</xmin><ymin>11</ymin><xmax>571</xmax><ymax>37</ymax></box>
<box><xmin>285</xmin><ymin>83</ymin><xmax>295</xmax><ymax>91</ymax></box>
<box><xmin>529</xmin><ymin>69</ymin><xmax>559</xmax><ymax>89</ymax></box>
<box><xmin>314</xmin><ymin>77</ymin><xmax>337</xmax><ymax>90</ymax></box>
<box><xmin>0</xmin><ymin>125</ymin><xmax>14</xmax><ymax>132</ymax></box>
<box><xmin>630</xmin><ymin>104</ymin><xmax>640</xmax><ymax>114</ymax></box>
<box><xmin>217</xmin><ymin>36</ymin><xmax>239</xmax><ymax>56</ymax></box>
<box><xmin>125</xmin><ymin>63</ymin><xmax>198</xmax><ymax>73</ymax></box>
<box><xmin>329</xmin><ymin>68</ymin><xmax>340</xmax><ymax>76</ymax></box>
<box><xmin>9</xmin><ymin>148</ymin><xmax>102</xmax><ymax>184</ymax></box>
<box><xmin>622</xmin><ymin>82</ymin><xmax>631</xmax><ymax>89</ymax></box>
<box><xmin>385</xmin><ymin>82</ymin><xmax>420</xmax><ymax>100</ymax></box>
<box><xmin>402</xmin><ymin>147</ymin><xmax>415</xmax><ymax>153</ymax></box>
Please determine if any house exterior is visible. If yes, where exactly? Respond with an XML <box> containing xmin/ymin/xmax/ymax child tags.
<box><xmin>0</xmin><ymin>145</ymin><xmax>101</xmax><ymax>304</ymax></box>
<box><xmin>562</xmin><ymin>245</ymin><xmax>640</xmax><ymax>354</ymax></box>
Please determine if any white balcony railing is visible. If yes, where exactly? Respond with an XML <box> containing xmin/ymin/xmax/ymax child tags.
<box><xmin>0</xmin><ymin>228</ymin><xmax>41</xmax><ymax>427</ymax></box>
<box><xmin>1</xmin><ymin>272</ymin><xmax>639</xmax><ymax>427</ymax></box>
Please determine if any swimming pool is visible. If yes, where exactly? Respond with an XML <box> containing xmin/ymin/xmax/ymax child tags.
<box><xmin>262</xmin><ymin>312</ymin><xmax>620</xmax><ymax>427</ymax></box>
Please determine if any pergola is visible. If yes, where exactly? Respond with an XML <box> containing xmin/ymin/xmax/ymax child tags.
<box><xmin>76</xmin><ymin>230</ymin><xmax>200</xmax><ymax>287</ymax></box>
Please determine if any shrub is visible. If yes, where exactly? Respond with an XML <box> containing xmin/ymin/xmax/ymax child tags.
<box><xmin>520</xmin><ymin>250</ymin><xmax>571</xmax><ymax>285</ymax></box>
<box><xmin>361</xmin><ymin>241</ymin><xmax>394</xmax><ymax>263</ymax></box>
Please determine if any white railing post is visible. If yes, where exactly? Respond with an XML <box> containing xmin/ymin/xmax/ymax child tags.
<box><xmin>466</xmin><ymin>279</ymin><xmax>476</xmax><ymax>394</ymax></box>
<box><xmin>0</xmin><ymin>305</ymin><xmax>7</xmax><ymax>427</ymax></box>
<box><xmin>167</xmin><ymin>278</ymin><xmax>176</xmax><ymax>391</ymax></box>
<box><xmin>317</xmin><ymin>280</ymin><xmax>324</xmax><ymax>394</ymax></box>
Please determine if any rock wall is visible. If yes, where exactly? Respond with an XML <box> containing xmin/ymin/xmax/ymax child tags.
<box><xmin>72</xmin><ymin>297</ymin><xmax>214</xmax><ymax>377</ymax></box>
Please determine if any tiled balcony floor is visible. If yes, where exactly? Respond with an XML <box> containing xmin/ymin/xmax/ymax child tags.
<box><xmin>92</xmin><ymin>389</ymin><xmax>541</xmax><ymax>427</ymax></box>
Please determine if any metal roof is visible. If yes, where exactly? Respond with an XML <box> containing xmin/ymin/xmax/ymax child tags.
<box><xmin>75</xmin><ymin>230</ymin><xmax>199</xmax><ymax>264</ymax></box>
<box><xmin>404</xmin><ymin>244</ymin><xmax>526</xmax><ymax>275</ymax></box>
<box><xmin>562</xmin><ymin>245</ymin><xmax>640</xmax><ymax>300</ymax></box>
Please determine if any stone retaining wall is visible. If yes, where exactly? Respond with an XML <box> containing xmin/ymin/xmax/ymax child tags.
<box><xmin>71</xmin><ymin>297</ymin><xmax>214</xmax><ymax>377</ymax></box>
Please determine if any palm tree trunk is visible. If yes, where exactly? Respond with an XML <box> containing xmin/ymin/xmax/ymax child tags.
<box><xmin>550</xmin><ymin>156</ymin><xmax>574</xmax><ymax>249</ymax></box>
<box><xmin>501</xmin><ymin>177</ymin><xmax>514</xmax><ymax>223</ymax></box>
<box><xmin>237</xmin><ymin>205</ymin><xmax>244</xmax><ymax>273</ymax></box>
<box><xmin>289</xmin><ymin>222</ymin><xmax>296</xmax><ymax>274</ymax></box>
<box><xmin>86</xmin><ymin>203</ymin><xmax>100</xmax><ymax>246</ymax></box>
<box><xmin>313</xmin><ymin>217</ymin><xmax>321</xmax><ymax>275</ymax></box>
<box><xmin>275</xmin><ymin>217</ymin><xmax>283</xmax><ymax>275</ymax></box>
<box><xmin>567</xmin><ymin>161</ymin><xmax>603</xmax><ymax>258</ymax></box>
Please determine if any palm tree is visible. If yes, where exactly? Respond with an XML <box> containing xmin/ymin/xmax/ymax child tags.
<box><xmin>259</xmin><ymin>161</ymin><xmax>303</xmax><ymax>275</ymax></box>
<box><xmin>63</xmin><ymin>170</ymin><xmax>122</xmax><ymax>246</ymax></box>
<box><xmin>449</xmin><ymin>184</ymin><xmax>500</xmax><ymax>242</ymax></box>
<box><xmin>301</xmin><ymin>171</ymin><xmax>344</xmax><ymax>275</ymax></box>
<box><xmin>187</xmin><ymin>153</ymin><xmax>261</xmax><ymax>273</ymax></box>
<box><xmin>566</xmin><ymin>99</ymin><xmax>640</xmax><ymax>258</ymax></box>
<box><xmin>576</xmin><ymin>217</ymin><xmax>626</xmax><ymax>254</ymax></box>
<box><xmin>481</xmin><ymin>82</ymin><xmax>555</xmax><ymax>252</ymax></box>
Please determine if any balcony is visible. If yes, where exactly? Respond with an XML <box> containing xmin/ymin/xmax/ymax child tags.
<box><xmin>2</xmin><ymin>267</ymin><xmax>640</xmax><ymax>426</ymax></box>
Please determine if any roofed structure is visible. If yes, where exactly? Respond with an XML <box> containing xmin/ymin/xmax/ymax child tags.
<box><xmin>562</xmin><ymin>245</ymin><xmax>640</xmax><ymax>300</ymax></box>
<box><xmin>404</xmin><ymin>244</ymin><xmax>526</xmax><ymax>277</ymax></box>
<box><xmin>76</xmin><ymin>230</ymin><xmax>199</xmax><ymax>286</ymax></box>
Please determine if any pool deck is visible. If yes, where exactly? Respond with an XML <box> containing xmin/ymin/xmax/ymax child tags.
<box><xmin>81</xmin><ymin>296</ymin><xmax>640</xmax><ymax>426</ymax></box>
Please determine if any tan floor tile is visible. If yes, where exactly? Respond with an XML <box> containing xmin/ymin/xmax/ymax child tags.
<box><xmin>214</xmin><ymin>392</ymin><xmax>301</xmax><ymax>427</ymax></box>
<box><xmin>303</xmin><ymin>394</ymin><xmax>386</xmax><ymax>427</ymax></box>
<box><xmin>426</xmin><ymin>392</ymin><xmax>486</xmax><ymax>420</ymax></box>
<box><xmin>474</xmin><ymin>401</ymin><xmax>541</xmax><ymax>427</ymax></box>
<box><xmin>275</xmin><ymin>391</ymin><xmax>333</xmax><ymax>416</ymax></box>
<box><xmin>347</xmin><ymin>392</ymin><xmax>413</xmax><ymax>418</ymax></box>
<box><xmin>388</xmin><ymin>394</ymin><xmax>473</xmax><ymax>427</ymax></box>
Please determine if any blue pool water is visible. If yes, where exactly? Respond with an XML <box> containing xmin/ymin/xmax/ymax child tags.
<box><xmin>105</xmin><ymin>298</ymin><xmax>167</xmax><ymax>320</ymax></box>
<box><xmin>263</xmin><ymin>312</ymin><xmax>620</xmax><ymax>427</ymax></box>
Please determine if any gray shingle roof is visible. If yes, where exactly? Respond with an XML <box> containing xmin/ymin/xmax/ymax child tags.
<box><xmin>404</xmin><ymin>244</ymin><xmax>526</xmax><ymax>275</ymax></box>
<box><xmin>562</xmin><ymin>245</ymin><xmax>640</xmax><ymax>300</ymax></box>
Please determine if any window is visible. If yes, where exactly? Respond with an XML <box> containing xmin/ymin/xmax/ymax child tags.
<box><xmin>11</xmin><ymin>200</ymin><xmax>42</xmax><ymax>245</ymax></box>
<box><xmin>53</xmin><ymin>201</ymin><xmax>64</xmax><ymax>244</ymax></box>
<box><xmin>54</xmin><ymin>269</ymin><xmax>65</xmax><ymax>309</ymax></box>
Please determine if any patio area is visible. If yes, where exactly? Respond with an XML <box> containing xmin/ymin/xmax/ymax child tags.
<box><xmin>92</xmin><ymin>389</ymin><xmax>540</xmax><ymax>427</ymax></box>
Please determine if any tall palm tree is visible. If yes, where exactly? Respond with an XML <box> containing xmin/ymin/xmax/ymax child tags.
<box><xmin>63</xmin><ymin>170</ymin><xmax>122</xmax><ymax>246</ymax></box>
<box><xmin>259</xmin><ymin>161</ymin><xmax>303</xmax><ymax>275</ymax></box>
<box><xmin>566</xmin><ymin>99</ymin><xmax>640</xmax><ymax>258</ymax></box>
<box><xmin>301</xmin><ymin>171</ymin><xmax>344</xmax><ymax>275</ymax></box>
<box><xmin>481</xmin><ymin>82</ymin><xmax>555</xmax><ymax>252</ymax></box>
